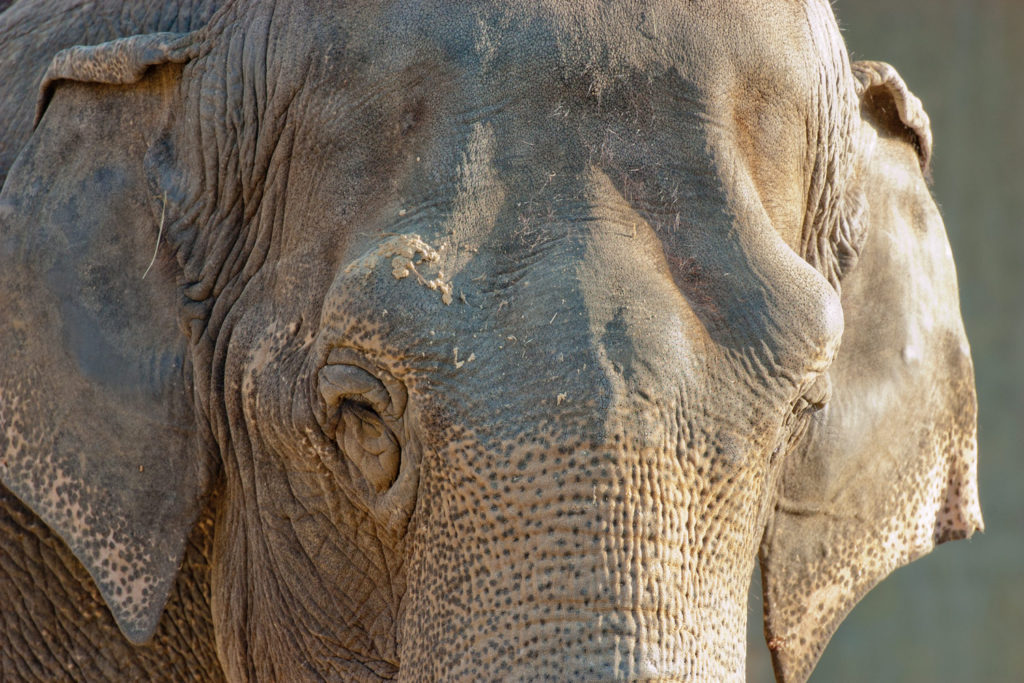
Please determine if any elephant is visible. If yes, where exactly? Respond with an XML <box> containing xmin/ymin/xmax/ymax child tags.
<box><xmin>0</xmin><ymin>1</ymin><xmax>981</xmax><ymax>681</ymax></box>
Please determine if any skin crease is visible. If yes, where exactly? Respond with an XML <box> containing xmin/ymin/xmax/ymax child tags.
<box><xmin>0</xmin><ymin>2</ymin><xmax>980</xmax><ymax>682</ymax></box>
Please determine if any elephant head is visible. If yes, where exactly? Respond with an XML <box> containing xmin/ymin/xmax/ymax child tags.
<box><xmin>0</xmin><ymin>1</ymin><xmax>980</xmax><ymax>681</ymax></box>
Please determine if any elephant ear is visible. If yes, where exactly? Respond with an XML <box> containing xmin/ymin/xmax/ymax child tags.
<box><xmin>758</xmin><ymin>61</ymin><xmax>983</xmax><ymax>682</ymax></box>
<box><xmin>0</xmin><ymin>33</ymin><xmax>211</xmax><ymax>643</ymax></box>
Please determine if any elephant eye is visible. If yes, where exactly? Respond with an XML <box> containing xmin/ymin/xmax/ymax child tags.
<box><xmin>316</xmin><ymin>351</ymin><xmax>407</xmax><ymax>493</ymax></box>
<box><xmin>334</xmin><ymin>400</ymin><xmax>400</xmax><ymax>493</ymax></box>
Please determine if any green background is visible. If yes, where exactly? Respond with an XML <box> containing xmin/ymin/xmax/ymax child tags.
<box><xmin>747</xmin><ymin>1</ymin><xmax>1024</xmax><ymax>681</ymax></box>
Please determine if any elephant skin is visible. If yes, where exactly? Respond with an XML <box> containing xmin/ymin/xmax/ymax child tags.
<box><xmin>0</xmin><ymin>1</ymin><xmax>980</xmax><ymax>681</ymax></box>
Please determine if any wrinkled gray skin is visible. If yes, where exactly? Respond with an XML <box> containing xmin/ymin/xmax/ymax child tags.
<box><xmin>0</xmin><ymin>1</ymin><xmax>981</xmax><ymax>681</ymax></box>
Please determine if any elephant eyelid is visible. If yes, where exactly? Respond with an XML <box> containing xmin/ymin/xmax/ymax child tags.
<box><xmin>320</xmin><ymin>364</ymin><xmax>390</xmax><ymax>407</ymax></box>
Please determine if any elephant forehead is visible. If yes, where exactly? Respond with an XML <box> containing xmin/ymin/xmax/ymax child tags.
<box><xmin>322</xmin><ymin>0</ymin><xmax>824</xmax><ymax>148</ymax></box>
<box><xmin>280</xmin><ymin>0</ymin><xmax>833</xmax><ymax>275</ymax></box>
<box><xmin>371</xmin><ymin>0</ymin><xmax>820</xmax><ymax>86</ymax></box>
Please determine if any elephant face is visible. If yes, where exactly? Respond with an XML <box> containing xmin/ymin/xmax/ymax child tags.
<box><xmin>0</xmin><ymin>2</ymin><xmax>980</xmax><ymax>681</ymax></box>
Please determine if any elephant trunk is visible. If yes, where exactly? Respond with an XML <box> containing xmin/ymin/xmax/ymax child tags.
<box><xmin>396</xmin><ymin>431</ymin><xmax>759</xmax><ymax>681</ymax></box>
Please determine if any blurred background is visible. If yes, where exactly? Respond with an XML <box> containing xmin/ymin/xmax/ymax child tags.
<box><xmin>747</xmin><ymin>1</ymin><xmax>1024</xmax><ymax>680</ymax></box>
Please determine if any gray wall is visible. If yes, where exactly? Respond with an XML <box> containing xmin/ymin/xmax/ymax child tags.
<box><xmin>748</xmin><ymin>1</ymin><xmax>1024</xmax><ymax>680</ymax></box>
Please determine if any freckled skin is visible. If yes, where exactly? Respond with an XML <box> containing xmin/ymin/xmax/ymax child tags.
<box><xmin>0</xmin><ymin>2</ymin><xmax>979</xmax><ymax>682</ymax></box>
<box><xmin>0</xmin><ymin>485</ymin><xmax>223</xmax><ymax>681</ymax></box>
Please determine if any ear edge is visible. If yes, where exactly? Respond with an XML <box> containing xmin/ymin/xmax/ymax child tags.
<box><xmin>851</xmin><ymin>60</ymin><xmax>933</xmax><ymax>173</ymax></box>
<box><xmin>35</xmin><ymin>31</ymin><xmax>198</xmax><ymax>126</ymax></box>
